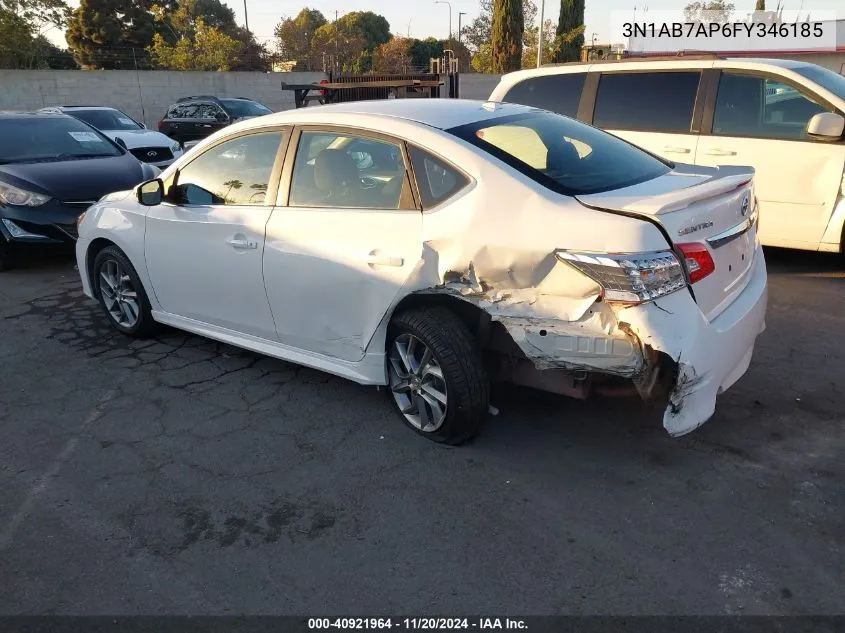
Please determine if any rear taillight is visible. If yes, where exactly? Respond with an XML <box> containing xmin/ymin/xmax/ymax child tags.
<box><xmin>319</xmin><ymin>78</ymin><xmax>328</xmax><ymax>97</ymax></box>
<box><xmin>157</xmin><ymin>120</ymin><xmax>164</xmax><ymax>131</ymax></box>
<box><xmin>556</xmin><ymin>249</ymin><xmax>687</xmax><ymax>304</ymax></box>
<box><xmin>677</xmin><ymin>242</ymin><xmax>715</xmax><ymax>284</ymax></box>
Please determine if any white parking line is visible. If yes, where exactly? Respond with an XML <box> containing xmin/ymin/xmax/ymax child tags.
<box><xmin>0</xmin><ymin>389</ymin><xmax>117</xmax><ymax>551</ymax></box>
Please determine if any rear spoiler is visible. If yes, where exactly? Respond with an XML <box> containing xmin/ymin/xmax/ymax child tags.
<box><xmin>617</xmin><ymin>166</ymin><xmax>755</xmax><ymax>216</ymax></box>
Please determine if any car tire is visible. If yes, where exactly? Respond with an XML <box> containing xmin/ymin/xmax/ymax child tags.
<box><xmin>0</xmin><ymin>236</ymin><xmax>15</xmax><ymax>272</ymax></box>
<box><xmin>92</xmin><ymin>245</ymin><xmax>158</xmax><ymax>338</ymax></box>
<box><xmin>386</xmin><ymin>307</ymin><xmax>490</xmax><ymax>445</ymax></box>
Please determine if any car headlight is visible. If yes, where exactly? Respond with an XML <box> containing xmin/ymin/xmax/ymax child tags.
<box><xmin>0</xmin><ymin>182</ymin><xmax>51</xmax><ymax>207</ymax></box>
<box><xmin>171</xmin><ymin>142</ymin><xmax>181</xmax><ymax>153</ymax></box>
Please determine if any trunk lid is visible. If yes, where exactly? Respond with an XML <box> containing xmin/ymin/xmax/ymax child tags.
<box><xmin>576</xmin><ymin>164</ymin><xmax>758</xmax><ymax>321</ymax></box>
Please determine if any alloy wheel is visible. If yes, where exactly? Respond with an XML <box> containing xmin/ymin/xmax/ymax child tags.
<box><xmin>99</xmin><ymin>258</ymin><xmax>140</xmax><ymax>328</ymax></box>
<box><xmin>388</xmin><ymin>333</ymin><xmax>448</xmax><ymax>433</ymax></box>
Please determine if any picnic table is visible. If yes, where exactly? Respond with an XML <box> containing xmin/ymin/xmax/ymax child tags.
<box><xmin>281</xmin><ymin>79</ymin><xmax>445</xmax><ymax>108</ymax></box>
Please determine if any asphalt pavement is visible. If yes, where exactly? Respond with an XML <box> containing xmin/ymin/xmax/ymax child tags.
<box><xmin>0</xmin><ymin>247</ymin><xmax>842</xmax><ymax>615</ymax></box>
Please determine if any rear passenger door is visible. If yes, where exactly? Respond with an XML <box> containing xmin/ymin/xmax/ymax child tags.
<box><xmin>591</xmin><ymin>70</ymin><xmax>704</xmax><ymax>162</ymax></box>
<box><xmin>263</xmin><ymin>127</ymin><xmax>423</xmax><ymax>363</ymax></box>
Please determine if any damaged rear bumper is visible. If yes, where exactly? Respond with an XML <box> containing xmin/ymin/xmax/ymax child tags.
<box><xmin>617</xmin><ymin>243</ymin><xmax>768</xmax><ymax>435</ymax></box>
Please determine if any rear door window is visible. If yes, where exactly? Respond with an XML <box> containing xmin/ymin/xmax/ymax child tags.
<box><xmin>502</xmin><ymin>73</ymin><xmax>587</xmax><ymax>118</ymax></box>
<box><xmin>593</xmin><ymin>71</ymin><xmax>702</xmax><ymax>133</ymax></box>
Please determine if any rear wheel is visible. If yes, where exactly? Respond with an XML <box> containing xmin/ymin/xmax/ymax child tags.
<box><xmin>93</xmin><ymin>245</ymin><xmax>158</xmax><ymax>337</ymax></box>
<box><xmin>386</xmin><ymin>307</ymin><xmax>490</xmax><ymax>445</ymax></box>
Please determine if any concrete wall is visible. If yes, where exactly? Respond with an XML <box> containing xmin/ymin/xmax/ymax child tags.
<box><xmin>0</xmin><ymin>70</ymin><xmax>328</xmax><ymax>126</ymax></box>
<box><xmin>0</xmin><ymin>70</ymin><xmax>503</xmax><ymax>126</ymax></box>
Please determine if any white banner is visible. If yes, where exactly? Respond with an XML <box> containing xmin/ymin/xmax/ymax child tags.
<box><xmin>610</xmin><ymin>10</ymin><xmax>838</xmax><ymax>54</ymax></box>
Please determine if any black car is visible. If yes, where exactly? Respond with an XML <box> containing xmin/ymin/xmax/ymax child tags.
<box><xmin>157</xmin><ymin>96</ymin><xmax>272</xmax><ymax>146</ymax></box>
<box><xmin>0</xmin><ymin>112</ymin><xmax>159</xmax><ymax>271</ymax></box>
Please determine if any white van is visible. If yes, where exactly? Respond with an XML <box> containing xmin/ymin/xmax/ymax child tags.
<box><xmin>490</xmin><ymin>56</ymin><xmax>845</xmax><ymax>253</ymax></box>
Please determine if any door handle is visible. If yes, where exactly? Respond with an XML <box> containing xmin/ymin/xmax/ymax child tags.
<box><xmin>702</xmin><ymin>149</ymin><xmax>737</xmax><ymax>156</ymax></box>
<box><xmin>663</xmin><ymin>146</ymin><xmax>691</xmax><ymax>154</ymax></box>
<box><xmin>365</xmin><ymin>251</ymin><xmax>404</xmax><ymax>267</ymax></box>
<box><xmin>227</xmin><ymin>237</ymin><xmax>258</xmax><ymax>250</ymax></box>
<box><xmin>201</xmin><ymin>124</ymin><xmax>212</xmax><ymax>128</ymax></box>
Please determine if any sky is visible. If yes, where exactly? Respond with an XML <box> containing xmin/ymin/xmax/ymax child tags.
<box><xmin>45</xmin><ymin>0</ymin><xmax>841</xmax><ymax>53</ymax></box>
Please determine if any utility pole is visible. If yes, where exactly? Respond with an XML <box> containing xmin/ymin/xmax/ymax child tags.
<box><xmin>243</xmin><ymin>0</ymin><xmax>250</xmax><ymax>35</ymax></box>
<box><xmin>536</xmin><ymin>0</ymin><xmax>545</xmax><ymax>67</ymax></box>
<box><xmin>434</xmin><ymin>1</ymin><xmax>452</xmax><ymax>51</ymax></box>
<box><xmin>458</xmin><ymin>11</ymin><xmax>467</xmax><ymax>45</ymax></box>
<box><xmin>335</xmin><ymin>10</ymin><xmax>339</xmax><ymax>73</ymax></box>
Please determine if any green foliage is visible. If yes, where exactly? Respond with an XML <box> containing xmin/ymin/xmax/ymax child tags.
<box><xmin>754</xmin><ymin>0</ymin><xmax>765</xmax><ymax>10</ymax></box>
<box><xmin>274</xmin><ymin>8</ymin><xmax>326</xmax><ymax>68</ymax></box>
<box><xmin>372</xmin><ymin>37</ymin><xmax>414</xmax><ymax>73</ymax></box>
<box><xmin>148</xmin><ymin>16</ymin><xmax>242</xmax><ymax>70</ymax></box>
<box><xmin>553</xmin><ymin>0</ymin><xmax>584</xmax><ymax>62</ymax></box>
<box><xmin>522</xmin><ymin>18</ymin><xmax>556</xmax><ymax>68</ymax></box>
<box><xmin>491</xmin><ymin>0</ymin><xmax>523</xmax><ymax>73</ymax></box>
<box><xmin>683</xmin><ymin>1</ymin><xmax>735</xmax><ymax>23</ymax></box>
<box><xmin>66</xmin><ymin>0</ymin><xmax>163</xmax><ymax>69</ymax></box>
<box><xmin>462</xmin><ymin>0</ymin><xmax>537</xmax><ymax>52</ymax></box>
<box><xmin>307</xmin><ymin>11</ymin><xmax>391</xmax><ymax>73</ymax></box>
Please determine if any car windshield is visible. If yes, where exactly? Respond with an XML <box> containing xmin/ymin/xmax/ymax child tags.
<box><xmin>69</xmin><ymin>108</ymin><xmax>142</xmax><ymax>131</ymax></box>
<box><xmin>221</xmin><ymin>99</ymin><xmax>271</xmax><ymax>118</ymax></box>
<box><xmin>0</xmin><ymin>116</ymin><xmax>122</xmax><ymax>163</ymax></box>
<box><xmin>448</xmin><ymin>112</ymin><xmax>671</xmax><ymax>196</ymax></box>
<box><xmin>791</xmin><ymin>64</ymin><xmax>845</xmax><ymax>101</ymax></box>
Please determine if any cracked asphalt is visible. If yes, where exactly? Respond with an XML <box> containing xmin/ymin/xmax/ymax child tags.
<box><xmin>0</xmin><ymin>247</ymin><xmax>843</xmax><ymax>615</ymax></box>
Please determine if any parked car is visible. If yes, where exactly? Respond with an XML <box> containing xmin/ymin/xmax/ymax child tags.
<box><xmin>76</xmin><ymin>100</ymin><xmax>767</xmax><ymax>444</ymax></box>
<box><xmin>490</xmin><ymin>57</ymin><xmax>845</xmax><ymax>254</ymax></box>
<box><xmin>0</xmin><ymin>112</ymin><xmax>160</xmax><ymax>270</ymax></box>
<box><xmin>157</xmin><ymin>96</ymin><xmax>272</xmax><ymax>146</ymax></box>
<box><xmin>37</xmin><ymin>106</ymin><xmax>183</xmax><ymax>168</ymax></box>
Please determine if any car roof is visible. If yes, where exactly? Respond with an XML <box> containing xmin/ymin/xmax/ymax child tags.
<box><xmin>1</xmin><ymin>111</ymin><xmax>69</xmax><ymax>119</ymax></box>
<box><xmin>55</xmin><ymin>105</ymin><xmax>119</xmax><ymax>110</ymax></box>
<box><xmin>239</xmin><ymin>99</ymin><xmax>537</xmax><ymax>131</ymax></box>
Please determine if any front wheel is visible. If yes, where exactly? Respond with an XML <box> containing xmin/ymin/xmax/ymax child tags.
<box><xmin>93</xmin><ymin>245</ymin><xmax>158</xmax><ymax>337</ymax></box>
<box><xmin>386</xmin><ymin>307</ymin><xmax>490</xmax><ymax>445</ymax></box>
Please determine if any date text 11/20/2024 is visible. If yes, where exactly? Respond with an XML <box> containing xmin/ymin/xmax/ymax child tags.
<box><xmin>307</xmin><ymin>619</ymin><xmax>528</xmax><ymax>630</ymax></box>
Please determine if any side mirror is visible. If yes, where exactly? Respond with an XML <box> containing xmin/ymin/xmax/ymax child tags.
<box><xmin>806</xmin><ymin>112</ymin><xmax>845</xmax><ymax>140</ymax></box>
<box><xmin>137</xmin><ymin>179</ymin><xmax>164</xmax><ymax>206</ymax></box>
<box><xmin>115</xmin><ymin>137</ymin><xmax>127</xmax><ymax>149</ymax></box>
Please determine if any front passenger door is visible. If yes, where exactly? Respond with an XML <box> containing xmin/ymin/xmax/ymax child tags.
<box><xmin>145</xmin><ymin>129</ymin><xmax>288</xmax><ymax>340</ymax></box>
<box><xmin>695</xmin><ymin>72</ymin><xmax>845</xmax><ymax>249</ymax></box>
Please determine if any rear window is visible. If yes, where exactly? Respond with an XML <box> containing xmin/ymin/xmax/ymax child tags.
<box><xmin>502</xmin><ymin>73</ymin><xmax>586</xmax><ymax>117</ymax></box>
<box><xmin>593</xmin><ymin>71</ymin><xmax>701</xmax><ymax>133</ymax></box>
<box><xmin>448</xmin><ymin>111</ymin><xmax>670</xmax><ymax>196</ymax></box>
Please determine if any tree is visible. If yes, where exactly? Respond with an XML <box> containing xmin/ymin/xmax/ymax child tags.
<box><xmin>309</xmin><ymin>11</ymin><xmax>391</xmax><ymax>73</ymax></box>
<box><xmin>148</xmin><ymin>17</ymin><xmax>242</xmax><ymax>70</ymax></box>
<box><xmin>754</xmin><ymin>0</ymin><xmax>765</xmax><ymax>10</ymax></box>
<box><xmin>491</xmin><ymin>0</ymin><xmax>523</xmax><ymax>73</ymax></box>
<box><xmin>462</xmin><ymin>0</ymin><xmax>537</xmax><ymax>53</ymax></box>
<box><xmin>66</xmin><ymin>0</ymin><xmax>162</xmax><ymax>69</ymax></box>
<box><xmin>554</xmin><ymin>0</ymin><xmax>584</xmax><ymax>62</ymax></box>
<box><xmin>522</xmin><ymin>17</ymin><xmax>555</xmax><ymax>68</ymax></box>
<box><xmin>683</xmin><ymin>1</ymin><xmax>735</xmax><ymax>23</ymax></box>
<box><xmin>372</xmin><ymin>36</ymin><xmax>413</xmax><ymax>73</ymax></box>
<box><xmin>274</xmin><ymin>8</ymin><xmax>326</xmax><ymax>69</ymax></box>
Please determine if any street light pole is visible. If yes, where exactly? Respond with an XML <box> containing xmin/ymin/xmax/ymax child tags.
<box><xmin>434</xmin><ymin>1</ymin><xmax>452</xmax><ymax>51</ymax></box>
<box><xmin>243</xmin><ymin>0</ymin><xmax>250</xmax><ymax>35</ymax></box>
<box><xmin>537</xmin><ymin>0</ymin><xmax>545</xmax><ymax>67</ymax></box>
<box><xmin>458</xmin><ymin>11</ymin><xmax>467</xmax><ymax>46</ymax></box>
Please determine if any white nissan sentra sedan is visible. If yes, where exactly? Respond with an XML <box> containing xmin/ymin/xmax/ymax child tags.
<box><xmin>75</xmin><ymin>99</ymin><xmax>768</xmax><ymax>444</ymax></box>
